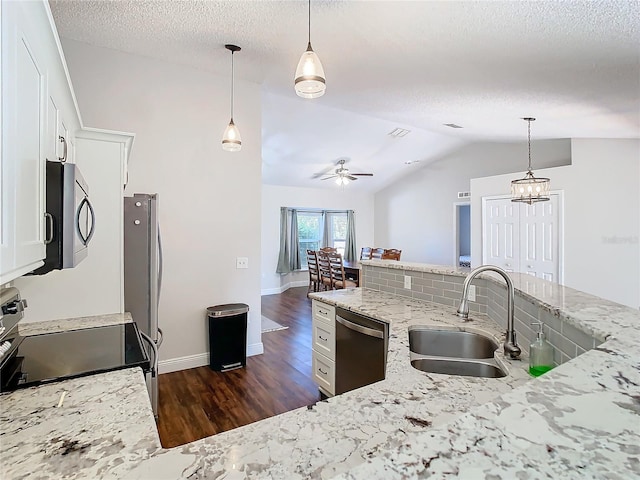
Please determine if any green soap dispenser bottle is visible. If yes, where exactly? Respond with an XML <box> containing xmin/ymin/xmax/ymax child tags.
<box><xmin>529</xmin><ymin>322</ymin><xmax>554</xmax><ymax>377</ymax></box>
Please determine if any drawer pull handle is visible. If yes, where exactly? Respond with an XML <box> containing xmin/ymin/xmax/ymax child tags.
<box><xmin>319</xmin><ymin>335</ymin><xmax>327</xmax><ymax>341</ymax></box>
<box><xmin>318</xmin><ymin>368</ymin><xmax>328</xmax><ymax>375</ymax></box>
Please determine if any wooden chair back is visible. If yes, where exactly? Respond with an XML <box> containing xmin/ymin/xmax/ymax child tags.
<box><xmin>319</xmin><ymin>247</ymin><xmax>337</xmax><ymax>253</ymax></box>
<box><xmin>381</xmin><ymin>249</ymin><xmax>402</xmax><ymax>261</ymax></box>
<box><xmin>327</xmin><ymin>252</ymin><xmax>357</xmax><ymax>289</ymax></box>
<box><xmin>306</xmin><ymin>249</ymin><xmax>320</xmax><ymax>292</ymax></box>
<box><xmin>371</xmin><ymin>248</ymin><xmax>385</xmax><ymax>259</ymax></box>
<box><xmin>316</xmin><ymin>250</ymin><xmax>333</xmax><ymax>290</ymax></box>
<box><xmin>360</xmin><ymin>247</ymin><xmax>372</xmax><ymax>260</ymax></box>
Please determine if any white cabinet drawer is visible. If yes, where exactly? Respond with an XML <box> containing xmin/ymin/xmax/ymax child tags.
<box><xmin>312</xmin><ymin>351</ymin><xmax>335</xmax><ymax>396</ymax></box>
<box><xmin>312</xmin><ymin>300</ymin><xmax>335</xmax><ymax>325</ymax></box>
<box><xmin>312</xmin><ymin>316</ymin><xmax>335</xmax><ymax>360</ymax></box>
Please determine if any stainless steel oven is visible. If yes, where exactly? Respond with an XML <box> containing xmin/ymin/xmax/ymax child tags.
<box><xmin>31</xmin><ymin>161</ymin><xmax>95</xmax><ymax>275</ymax></box>
<box><xmin>335</xmin><ymin>307</ymin><xmax>389</xmax><ymax>395</ymax></box>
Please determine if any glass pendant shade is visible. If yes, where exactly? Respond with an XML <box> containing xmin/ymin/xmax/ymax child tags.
<box><xmin>222</xmin><ymin>118</ymin><xmax>241</xmax><ymax>152</ymax></box>
<box><xmin>335</xmin><ymin>176</ymin><xmax>349</xmax><ymax>186</ymax></box>
<box><xmin>295</xmin><ymin>43</ymin><xmax>326</xmax><ymax>98</ymax></box>
<box><xmin>511</xmin><ymin>171</ymin><xmax>550</xmax><ymax>204</ymax></box>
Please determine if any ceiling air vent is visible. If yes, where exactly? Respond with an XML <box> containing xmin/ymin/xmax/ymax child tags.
<box><xmin>457</xmin><ymin>191</ymin><xmax>471</xmax><ymax>199</ymax></box>
<box><xmin>388</xmin><ymin>128</ymin><xmax>411</xmax><ymax>137</ymax></box>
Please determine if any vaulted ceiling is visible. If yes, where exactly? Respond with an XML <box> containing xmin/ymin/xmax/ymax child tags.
<box><xmin>51</xmin><ymin>0</ymin><xmax>640</xmax><ymax>192</ymax></box>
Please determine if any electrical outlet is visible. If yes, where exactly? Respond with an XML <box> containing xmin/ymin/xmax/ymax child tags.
<box><xmin>468</xmin><ymin>285</ymin><xmax>476</xmax><ymax>302</ymax></box>
<box><xmin>404</xmin><ymin>275</ymin><xmax>411</xmax><ymax>289</ymax></box>
<box><xmin>236</xmin><ymin>257</ymin><xmax>248</xmax><ymax>269</ymax></box>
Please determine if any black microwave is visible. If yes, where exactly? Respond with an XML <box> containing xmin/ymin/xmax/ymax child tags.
<box><xmin>31</xmin><ymin>161</ymin><xmax>95</xmax><ymax>275</ymax></box>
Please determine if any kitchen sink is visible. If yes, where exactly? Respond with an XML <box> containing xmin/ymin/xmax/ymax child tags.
<box><xmin>408</xmin><ymin>327</ymin><xmax>498</xmax><ymax>359</ymax></box>
<box><xmin>411</xmin><ymin>358</ymin><xmax>507</xmax><ymax>378</ymax></box>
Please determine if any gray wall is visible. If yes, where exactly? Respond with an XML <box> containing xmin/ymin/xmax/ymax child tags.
<box><xmin>458</xmin><ymin>205</ymin><xmax>471</xmax><ymax>256</ymax></box>
<box><xmin>374</xmin><ymin>140</ymin><xmax>571</xmax><ymax>266</ymax></box>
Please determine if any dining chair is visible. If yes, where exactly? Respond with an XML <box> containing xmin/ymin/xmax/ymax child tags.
<box><xmin>316</xmin><ymin>251</ymin><xmax>333</xmax><ymax>290</ymax></box>
<box><xmin>381</xmin><ymin>249</ymin><xmax>402</xmax><ymax>261</ymax></box>
<box><xmin>360</xmin><ymin>247</ymin><xmax>372</xmax><ymax>260</ymax></box>
<box><xmin>327</xmin><ymin>252</ymin><xmax>357</xmax><ymax>290</ymax></box>
<box><xmin>306</xmin><ymin>249</ymin><xmax>320</xmax><ymax>293</ymax></box>
<box><xmin>371</xmin><ymin>248</ymin><xmax>385</xmax><ymax>259</ymax></box>
<box><xmin>319</xmin><ymin>247</ymin><xmax>338</xmax><ymax>253</ymax></box>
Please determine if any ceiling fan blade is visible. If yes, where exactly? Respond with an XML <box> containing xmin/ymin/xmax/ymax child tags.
<box><xmin>321</xmin><ymin>174</ymin><xmax>338</xmax><ymax>180</ymax></box>
<box><xmin>346</xmin><ymin>175</ymin><xmax>358</xmax><ymax>181</ymax></box>
<box><xmin>351</xmin><ymin>173</ymin><xmax>374</xmax><ymax>176</ymax></box>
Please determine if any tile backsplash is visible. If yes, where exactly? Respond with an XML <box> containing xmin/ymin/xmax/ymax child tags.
<box><xmin>362</xmin><ymin>264</ymin><xmax>601</xmax><ymax>366</ymax></box>
<box><xmin>362</xmin><ymin>265</ymin><xmax>487</xmax><ymax>314</ymax></box>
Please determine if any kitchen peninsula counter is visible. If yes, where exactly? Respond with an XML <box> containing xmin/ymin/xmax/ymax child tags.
<box><xmin>1</xmin><ymin>270</ymin><xmax>639</xmax><ymax>479</ymax></box>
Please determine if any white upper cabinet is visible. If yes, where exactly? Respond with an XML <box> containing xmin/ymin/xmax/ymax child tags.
<box><xmin>1</xmin><ymin>0</ymin><xmax>81</xmax><ymax>284</ymax></box>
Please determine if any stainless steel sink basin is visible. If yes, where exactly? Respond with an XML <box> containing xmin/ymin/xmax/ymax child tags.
<box><xmin>411</xmin><ymin>358</ymin><xmax>507</xmax><ymax>378</ymax></box>
<box><xmin>408</xmin><ymin>327</ymin><xmax>498</xmax><ymax>359</ymax></box>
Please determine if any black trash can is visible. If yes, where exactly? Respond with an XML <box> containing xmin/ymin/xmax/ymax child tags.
<box><xmin>206</xmin><ymin>303</ymin><xmax>249</xmax><ymax>372</ymax></box>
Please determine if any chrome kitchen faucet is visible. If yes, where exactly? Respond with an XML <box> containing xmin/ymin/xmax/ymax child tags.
<box><xmin>456</xmin><ymin>265</ymin><xmax>521</xmax><ymax>359</ymax></box>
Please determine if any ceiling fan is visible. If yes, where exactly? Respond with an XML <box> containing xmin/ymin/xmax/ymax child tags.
<box><xmin>320</xmin><ymin>159</ymin><xmax>373</xmax><ymax>185</ymax></box>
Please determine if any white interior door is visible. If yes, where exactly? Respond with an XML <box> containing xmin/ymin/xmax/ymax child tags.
<box><xmin>482</xmin><ymin>193</ymin><xmax>563</xmax><ymax>282</ymax></box>
<box><xmin>520</xmin><ymin>197</ymin><xmax>560</xmax><ymax>282</ymax></box>
<box><xmin>483</xmin><ymin>198</ymin><xmax>519</xmax><ymax>272</ymax></box>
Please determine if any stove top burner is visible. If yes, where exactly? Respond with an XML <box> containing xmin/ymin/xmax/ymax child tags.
<box><xmin>0</xmin><ymin>323</ymin><xmax>150</xmax><ymax>392</ymax></box>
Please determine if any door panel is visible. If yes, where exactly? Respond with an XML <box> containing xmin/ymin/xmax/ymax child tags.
<box><xmin>483</xmin><ymin>198</ymin><xmax>519</xmax><ymax>272</ymax></box>
<box><xmin>483</xmin><ymin>194</ymin><xmax>561</xmax><ymax>282</ymax></box>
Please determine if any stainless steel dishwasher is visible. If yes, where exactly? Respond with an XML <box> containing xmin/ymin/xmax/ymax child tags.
<box><xmin>335</xmin><ymin>307</ymin><xmax>389</xmax><ymax>395</ymax></box>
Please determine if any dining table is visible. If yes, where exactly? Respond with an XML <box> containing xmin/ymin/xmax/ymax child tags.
<box><xmin>342</xmin><ymin>260</ymin><xmax>361</xmax><ymax>286</ymax></box>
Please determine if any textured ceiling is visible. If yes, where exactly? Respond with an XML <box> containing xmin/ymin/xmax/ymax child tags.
<box><xmin>50</xmin><ymin>0</ymin><xmax>640</xmax><ymax>192</ymax></box>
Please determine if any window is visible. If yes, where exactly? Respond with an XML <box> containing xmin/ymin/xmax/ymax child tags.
<box><xmin>296</xmin><ymin>210</ymin><xmax>348</xmax><ymax>268</ymax></box>
<box><xmin>297</xmin><ymin>212</ymin><xmax>322</xmax><ymax>268</ymax></box>
<box><xmin>328</xmin><ymin>212</ymin><xmax>347</xmax><ymax>256</ymax></box>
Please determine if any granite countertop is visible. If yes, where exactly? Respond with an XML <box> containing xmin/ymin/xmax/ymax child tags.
<box><xmin>0</xmin><ymin>367</ymin><xmax>160</xmax><ymax>480</ymax></box>
<box><xmin>2</xmin><ymin>266</ymin><xmax>640</xmax><ymax>479</ymax></box>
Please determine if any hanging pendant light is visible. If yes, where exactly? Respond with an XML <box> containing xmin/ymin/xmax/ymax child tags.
<box><xmin>294</xmin><ymin>0</ymin><xmax>326</xmax><ymax>99</ymax></box>
<box><xmin>222</xmin><ymin>44</ymin><xmax>242</xmax><ymax>152</ymax></box>
<box><xmin>511</xmin><ymin>117</ymin><xmax>550</xmax><ymax>204</ymax></box>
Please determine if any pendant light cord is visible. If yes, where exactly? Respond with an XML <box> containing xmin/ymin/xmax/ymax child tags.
<box><xmin>527</xmin><ymin>119</ymin><xmax>532</xmax><ymax>171</ymax></box>
<box><xmin>308</xmin><ymin>0</ymin><xmax>311</xmax><ymax>44</ymax></box>
<box><xmin>230</xmin><ymin>50</ymin><xmax>234</xmax><ymax>120</ymax></box>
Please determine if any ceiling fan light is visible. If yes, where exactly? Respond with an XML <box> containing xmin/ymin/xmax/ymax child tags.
<box><xmin>222</xmin><ymin>119</ymin><xmax>242</xmax><ymax>152</ymax></box>
<box><xmin>294</xmin><ymin>44</ymin><xmax>326</xmax><ymax>99</ymax></box>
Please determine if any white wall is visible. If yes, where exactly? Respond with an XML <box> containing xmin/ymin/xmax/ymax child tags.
<box><xmin>261</xmin><ymin>184</ymin><xmax>374</xmax><ymax>294</ymax></box>
<box><xmin>374</xmin><ymin>140</ymin><xmax>571</xmax><ymax>265</ymax></box>
<box><xmin>15</xmin><ymin>132</ymin><xmax>130</xmax><ymax>321</ymax></box>
<box><xmin>471</xmin><ymin>138</ymin><xmax>640</xmax><ymax>309</ymax></box>
<box><xmin>60</xmin><ymin>40</ymin><xmax>264</xmax><ymax>371</ymax></box>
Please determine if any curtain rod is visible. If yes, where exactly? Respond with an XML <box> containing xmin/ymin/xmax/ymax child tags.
<box><xmin>283</xmin><ymin>207</ymin><xmax>354</xmax><ymax>214</ymax></box>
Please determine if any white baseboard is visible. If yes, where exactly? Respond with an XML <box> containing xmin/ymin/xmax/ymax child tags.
<box><xmin>158</xmin><ymin>342</ymin><xmax>264</xmax><ymax>374</ymax></box>
<box><xmin>261</xmin><ymin>280</ymin><xmax>308</xmax><ymax>296</ymax></box>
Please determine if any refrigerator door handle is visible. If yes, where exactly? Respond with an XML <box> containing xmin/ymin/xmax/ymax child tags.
<box><xmin>157</xmin><ymin>227</ymin><xmax>163</xmax><ymax>302</ymax></box>
<box><xmin>139</xmin><ymin>330</ymin><xmax>158</xmax><ymax>378</ymax></box>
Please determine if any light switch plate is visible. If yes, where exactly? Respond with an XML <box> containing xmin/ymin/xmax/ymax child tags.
<box><xmin>404</xmin><ymin>275</ymin><xmax>411</xmax><ymax>289</ymax></box>
<box><xmin>236</xmin><ymin>257</ymin><xmax>249</xmax><ymax>269</ymax></box>
<box><xmin>468</xmin><ymin>285</ymin><xmax>476</xmax><ymax>302</ymax></box>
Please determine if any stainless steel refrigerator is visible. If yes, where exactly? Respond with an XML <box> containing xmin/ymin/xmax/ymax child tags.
<box><xmin>124</xmin><ymin>193</ymin><xmax>163</xmax><ymax>419</ymax></box>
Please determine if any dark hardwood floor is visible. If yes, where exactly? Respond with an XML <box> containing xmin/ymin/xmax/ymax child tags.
<box><xmin>157</xmin><ymin>287</ymin><xmax>321</xmax><ymax>448</ymax></box>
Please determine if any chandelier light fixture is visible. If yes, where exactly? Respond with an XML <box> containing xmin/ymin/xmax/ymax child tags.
<box><xmin>511</xmin><ymin>117</ymin><xmax>550</xmax><ymax>204</ymax></box>
<box><xmin>294</xmin><ymin>0</ymin><xmax>326</xmax><ymax>99</ymax></box>
<box><xmin>222</xmin><ymin>44</ymin><xmax>242</xmax><ymax>152</ymax></box>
